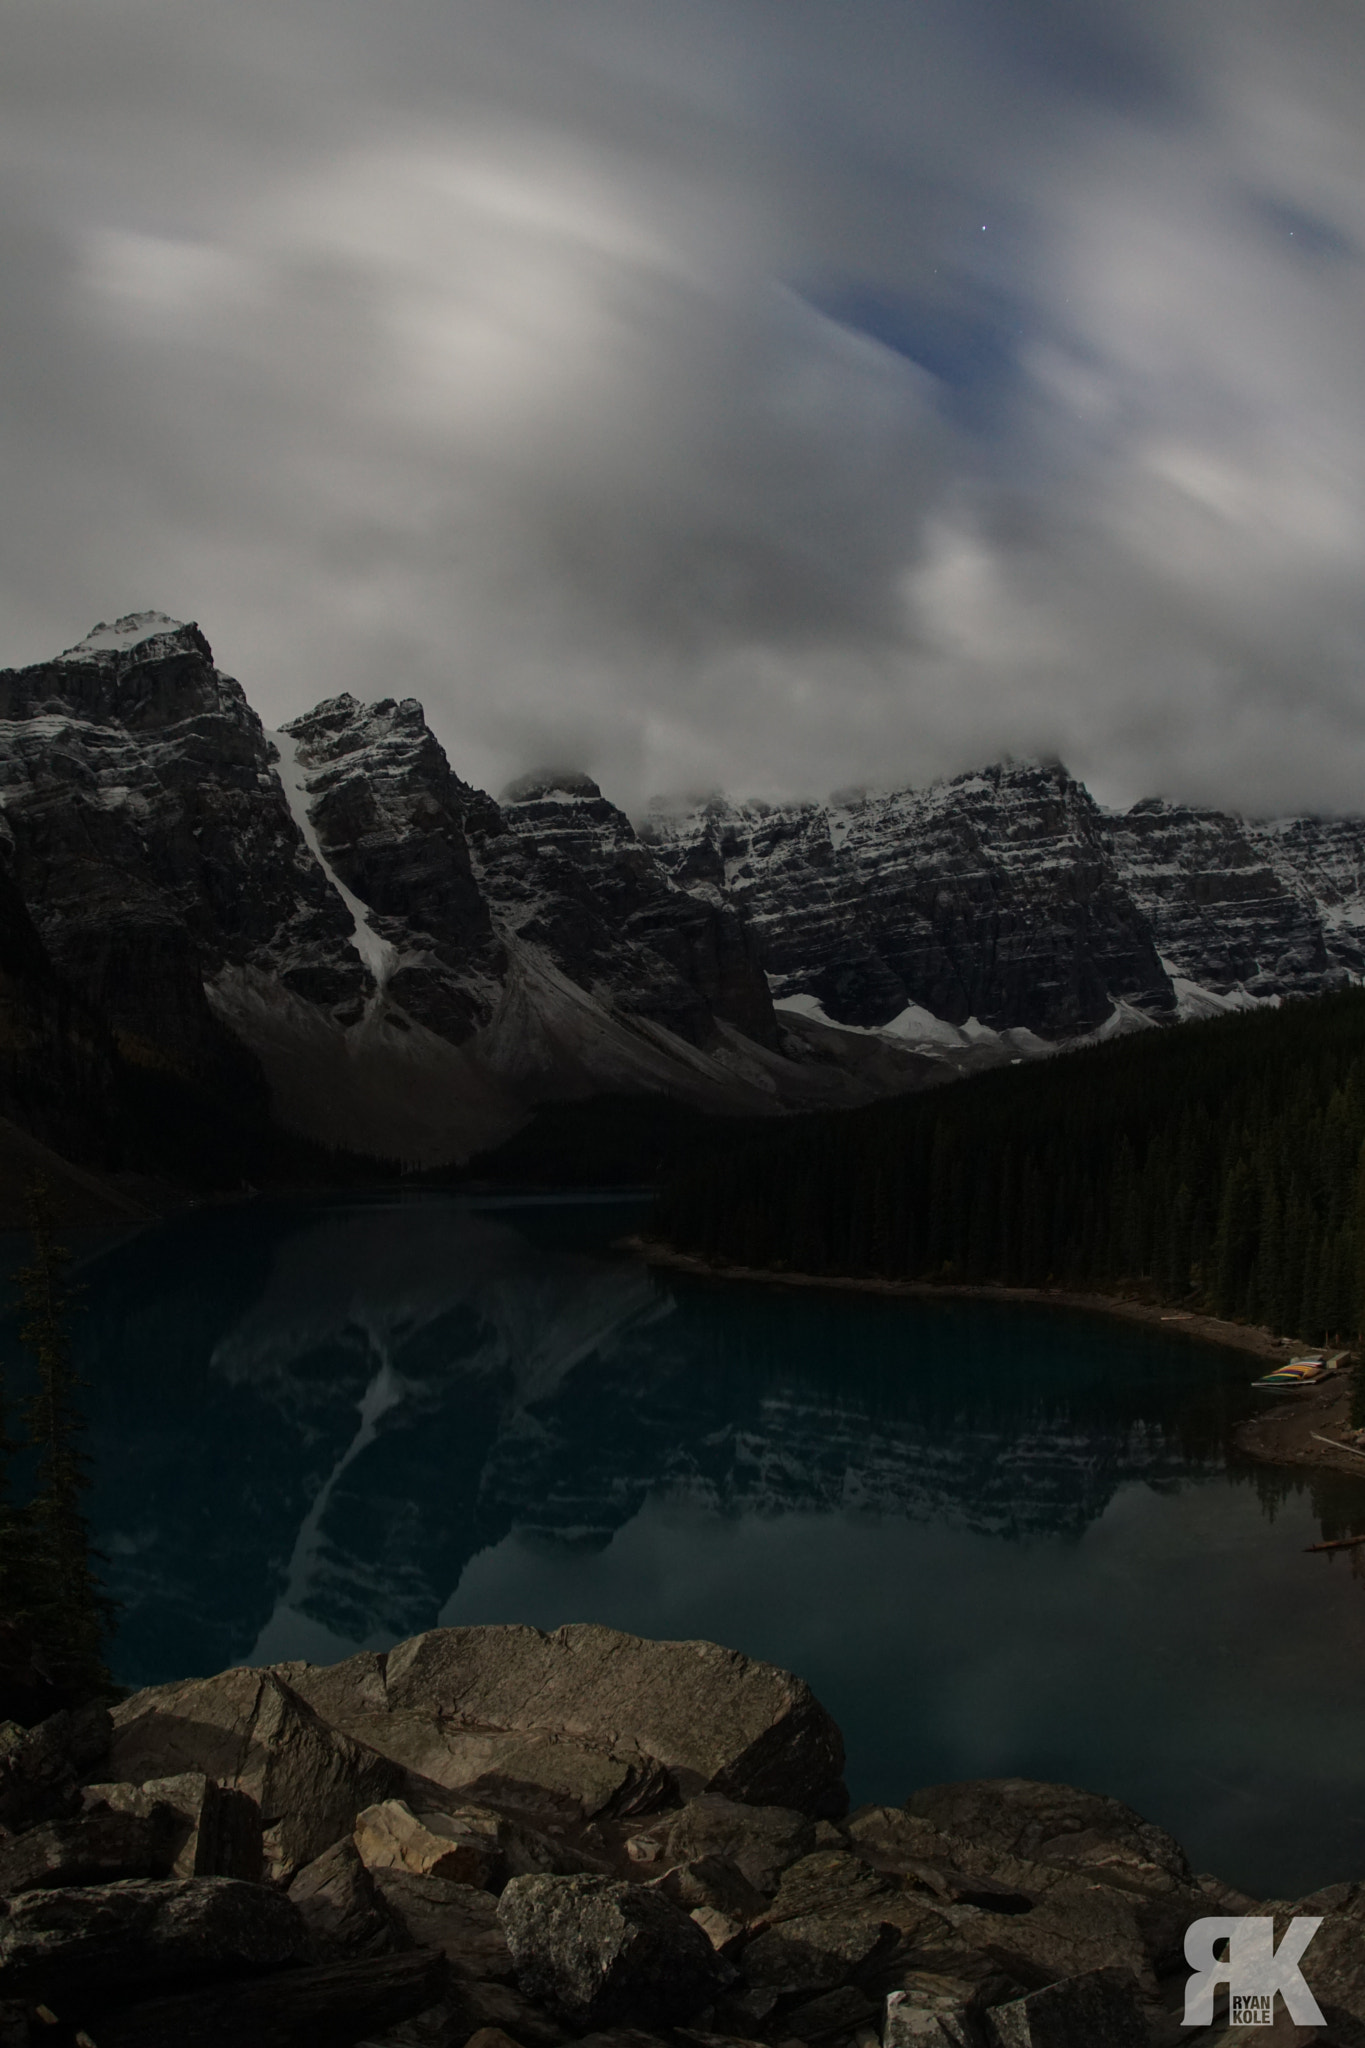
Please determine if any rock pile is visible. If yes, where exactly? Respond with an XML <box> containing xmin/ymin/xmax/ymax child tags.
<box><xmin>0</xmin><ymin>1624</ymin><xmax>1361</xmax><ymax>2046</ymax></box>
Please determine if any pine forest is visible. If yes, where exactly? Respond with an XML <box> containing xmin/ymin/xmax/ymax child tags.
<box><xmin>654</xmin><ymin>989</ymin><xmax>1365</xmax><ymax>1343</ymax></box>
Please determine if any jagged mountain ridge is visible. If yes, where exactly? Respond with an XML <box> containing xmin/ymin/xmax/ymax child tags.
<box><xmin>644</xmin><ymin>766</ymin><xmax>1365</xmax><ymax>1043</ymax></box>
<box><xmin>644</xmin><ymin>767</ymin><xmax>1175</xmax><ymax>1041</ymax></box>
<box><xmin>1</xmin><ymin>612</ymin><xmax>1362</xmax><ymax>1170</ymax></box>
<box><xmin>0</xmin><ymin>616</ymin><xmax>946</xmax><ymax>1167</ymax></box>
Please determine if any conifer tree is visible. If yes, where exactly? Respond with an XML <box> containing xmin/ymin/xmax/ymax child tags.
<box><xmin>15</xmin><ymin>1176</ymin><xmax>115</xmax><ymax>1702</ymax></box>
<box><xmin>655</xmin><ymin>987</ymin><xmax>1365</xmax><ymax>1341</ymax></box>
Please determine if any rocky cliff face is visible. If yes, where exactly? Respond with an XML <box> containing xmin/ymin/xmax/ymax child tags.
<box><xmin>1250</xmin><ymin>813</ymin><xmax>1365</xmax><ymax>982</ymax></box>
<box><xmin>484</xmin><ymin>772</ymin><xmax>778</xmax><ymax>1051</ymax></box>
<box><xmin>4</xmin><ymin>612</ymin><xmax>1364</xmax><ymax>1174</ymax></box>
<box><xmin>0</xmin><ymin>612</ymin><xmax>354</xmax><ymax>1102</ymax></box>
<box><xmin>645</xmin><ymin>763</ymin><xmax>1175</xmax><ymax>1038</ymax></box>
<box><xmin>0</xmin><ymin>618</ymin><xmax>904</xmax><ymax>1169</ymax></box>
<box><xmin>1101</xmin><ymin>798</ymin><xmax>1337</xmax><ymax>1002</ymax></box>
<box><xmin>648</xmin><ymin>767</ymin><xmax>1365</xmax><ymax>1038</ymax></box>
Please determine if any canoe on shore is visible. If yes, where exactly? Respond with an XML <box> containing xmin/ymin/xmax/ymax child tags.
<box><xmin>1251</xmin><ymin>1357</ymin><xmax>1328</xmax><ymax>1392</ymax></box>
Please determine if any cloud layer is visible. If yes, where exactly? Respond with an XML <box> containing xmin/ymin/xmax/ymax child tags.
<box><xmin>3</xmin><ymin>0</ymin><xmax>1364</xmax><ymax>815</ymax></box>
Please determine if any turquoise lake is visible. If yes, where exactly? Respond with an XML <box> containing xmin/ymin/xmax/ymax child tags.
<box><xmin>4</xmin><ymin>1191</ymin><xmax>1365</xmax><ymax>1899</ymax></box>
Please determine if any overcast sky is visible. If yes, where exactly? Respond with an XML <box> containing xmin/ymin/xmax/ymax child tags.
<box><xmin>3</xmin><ymin>0</ymin><xmax>1364</xmax><ymax>816</ymax></box>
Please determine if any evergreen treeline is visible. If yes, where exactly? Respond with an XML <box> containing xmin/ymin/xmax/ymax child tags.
<box><xmin>0</xmin><ymin>1177</ymin><xmax>114</xmax><ymax>1718</ymax></box>
<box><xmin>655</xmin><ymin>989</ymin><xmax>1365</xmax><ymax>1343</ymax></box>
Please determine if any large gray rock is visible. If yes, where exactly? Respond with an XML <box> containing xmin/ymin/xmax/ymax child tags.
<box><xmin>739</xmin><ymin>1850</ymin><xmax>903</xmax><ymax>1994</ymax></box>
<box><xmin>496</xmin><ymin>1872</ymin><xmax>729</xmax><ymax>2028</ymax></box>
<box><xmin>279</xmin><ymin>1625</ymin><xmax>846</xmax><ymax>1822</ymax></box>
<box><xmin>849</xmin><ymin>1809</ymin><xmax>1197</xmax><ymax>1997</ymax></box>
<box><xmin>0</xmin><ymin>1874</ymin><xmax>310</xmax><ymax>1998</ymax></box>
<box><xmin>77</xmin><ymin>1946</ymin><xmax>449</xmax><ymax>2048</ymax></box>
<box><xmin>374</xmin><ymin>1869</ymin><xmax>515</xmax><ymax>1979</ymax></box>
<box><xmin>630</xmin><ymin>1794</ymin><xmax>818</xmax><ymax>1894</ymax></box>
<box><xmin>844</xmin><ymin>1811</ymin><xmax>1032</xmax><ymax>1914</ymax></box>
<box><xmin>1260</xmin><ymin>1881</ymin><xmax>1365</xmax><ymax>2046</ymax></box>
<box><xmin>81</xmin><ymin>1771</ymin><xmax>263</xmax><ymax>1880</ymax></box>
<box><xmin>354</xmin><ymin>1799</ymin><xmax>506</xmax><ymax>1888</ymax></box>
<box><xmin>982</xmin><ymin>1966</ymin><xmax>1148</xmax><ymax>2047</ymax></box>
<box><xmin>107</xmin><ymin>1666</ymin><xmax>403</xmax><ymax>1879</ymax></box>
<box><xmin>0</xmin><ymin>1806</ymin><xmax>183</xmax><ymax>1896</ymax></box>
<box><xmin>647</xmin><ymin>1855</ymin><xmax>770</xmax><ymax>1954</ymax></box>
<box><xmin>288</xmin><ymin>1837</ymin><xmax>400</xmax><ymax>1959</ymax></box>
<box><xmin>0</xmin><ymin>1704</ymin><xmax>111</xmax><ymax>1832</ymax></box>
<box><xmin>902</xmin><ymin>1781</ymin><xmax>1192</xmax><ymax>1895</ymax></box>
<box><xmin>884</xmin><ymin>1975</ymin><xmax>991</xmax><ymax>2048</ymax></box>
<box><xmin>977</xmin><ymin>1874</ymin><xmax>1196</xmax><ymax>1994</ymax></box>
<box><xmin>782</xmin><ymin>1982</ymin><xmax>880</xmax><ymax>2038</ymax></box>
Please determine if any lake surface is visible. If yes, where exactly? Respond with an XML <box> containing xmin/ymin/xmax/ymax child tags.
<box><xmin>4</xmin><ymin>1191</ymin><xmax>1365</xmax><ymax>1898</ymax></box>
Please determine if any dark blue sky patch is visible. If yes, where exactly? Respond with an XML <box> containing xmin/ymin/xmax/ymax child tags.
<box><xmin>801</xmin><ymin>278</ymin><xmax>1029</xmax><ymax>432</ymax></box>
<box><xmin>961</xmin><ymin>0</ymin><xmax>1197</xmax><ymax>122</ymax></box>
<box><xmin>1247</xmin><ymin>193</ymin><xmax>1357</xmax><ymax>264</ymax></box>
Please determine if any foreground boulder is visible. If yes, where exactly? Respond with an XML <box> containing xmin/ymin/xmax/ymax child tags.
<box><xmin>497</xmin><ymin>1872</ymin><xmax>730</xmax><ymax>2028</ymax></box>
<box><xmin>106</xmin><ymin>1667</ymin><xmax>403</xmax><ymax>1878</ymax></box>
<box><xmin>0</xmin><ymin>1874</ymin><xmax>310</xmax><ymax>1998</ymax></box>
<box><xmin>981</xmin><ymin>1965</ymin><xmax>1149</xmax><ymax>2046</ymax></box>
<box><xmin>1260</xmin><ymin>1881</ymin><xmax>1365</xmax><ymax>2046</ymax></box>
<box><xmin>847</xmin><ymin>1804</ymin><xmax>1200</xmax><ymax>1994</ymax></box>
<box><xmin>287</xmin><ymin>1837</ymin><xmax>400</xmax><ymax>1959</ymax></box>
<box><xmin>70</xmin><ymin>1947</ymin><xmax>448</xmax><ymax>2048</ymax></box>
<box><xmin>81</xmin><ymin>1769</ymin><xmax>263</xmax><ymax>1879</ymax></box>
<box><xmin>278</xmin><ymin>1624</ymin><xmax>847</xmax><ymax>1822</ymax></box>
<box><xmin>884</xmin><ymin>1974</ymin><xmax>994</xmax><ymax>2046</ymax></box>
<box><xmin>623</xmin><ymin>1793</ymin><xmax>819</xmax><ymax>1894</ymax></box>
<box><xmin>0</xmin><ymin>1806</ymin><xmax>185</xmax><ymax>1895</ymax></box>
<box><xmin>903</xmin><ymin>1781</ymin><xmax>1192</xmax><ymax>1896</ymax></box>
<box><xmin>0</xmin><ymin>1704</ymin><xmax>111</xmax><ymax>1833</ymax></box>
<box><xmin>372</xmin><ymin>1868</ymin><xmax>515</xmax><ymax>1977</ymax></box>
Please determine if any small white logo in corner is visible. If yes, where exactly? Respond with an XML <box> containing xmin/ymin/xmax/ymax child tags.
<box><xmin>1183</xmin><ymin>1915</ymin><xmax>1325</xmax><ymax>2027</ymax></box>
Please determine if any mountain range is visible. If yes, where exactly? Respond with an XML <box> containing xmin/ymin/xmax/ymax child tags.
<box><xmin>2</xmin><ymin>610</ymin><xmax>1362</xmax><ymax>1183</ymax></box>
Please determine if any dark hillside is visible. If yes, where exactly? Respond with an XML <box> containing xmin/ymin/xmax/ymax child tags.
<box><xmin>654</xmin><ymin>991</ymin><xmax>1365</xmax><ymax>1343</ymax></box>
<box><xmin>0</xmin><ymin>851</ymin><xmax>389</xmax><ymax>1223</ymax></box>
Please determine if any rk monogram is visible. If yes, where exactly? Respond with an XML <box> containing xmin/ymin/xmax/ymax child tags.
<box><xmin>1183</xmin><ymin>1916</ymin><xmax>1324</xmax><ymax>2027</ymax></box>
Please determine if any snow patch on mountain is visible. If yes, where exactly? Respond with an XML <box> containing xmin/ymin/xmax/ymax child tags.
<box><xmin>62</xmin><ymin>611</ymin><xmax>193</xmax><ymax>660</ymax></box>
<box><xmin>776</xmin><ymin>989</ymin><xmax>981</xmax><ymax>1052</ymax></box>
<box><xmin>268</xmin><ymin>729</ymin><xmax>399</xmax><ymax>993</ymax></box>
<box><xmin>1168</xmin><ymin>975</ymin><xmax>1266</xmax><ymax>1022</ymax></box>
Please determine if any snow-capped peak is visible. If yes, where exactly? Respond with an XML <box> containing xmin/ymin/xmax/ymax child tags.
<box><xmin>63</xmin><ymin>611</ymin><xmax>193</xmax><ymax>660</ymax></box>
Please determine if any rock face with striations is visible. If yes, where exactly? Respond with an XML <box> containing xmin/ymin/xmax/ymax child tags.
<box><xmin>278</xmin><ymin>693</ymin><xmax>505</xmax><ymax>1040</ymax></box>
<box><xmin>106</xmin><ymin>1665</ymin><xmax>404</xmax><ymax>1880</ymax></box>
<box><xmin>1102</xmin><ymin>798</ymin><xmax>1336</xmax><ymax>1002</ymax></box>
<box><xmin>497</xmin><ymin>1870</ymin><xmax>730</xmax><ymax>2027</ymax></box>
<box><xmin>0</xmin><ymin>613</ymin><xmax>360</xmax><ymax>1089</ymax></box>
<box><xmin>644</xmin><ymin>764</ymin><xmax>1177</xmax><ymax>1038</ymax></box>
<box><xmin>485</xmin><ymin>771</ymin><xmax>778</xmax><ymax>1051</ymax></box>
<box><xmin>277</xmin><ymin>1622</ymin><xmax>849</xmax><ymax>1824</ymax></box>
<box><xmin>0</xmin><ymin>616</ymin><xmax>885</xmax><ymax>1175</ymax></box>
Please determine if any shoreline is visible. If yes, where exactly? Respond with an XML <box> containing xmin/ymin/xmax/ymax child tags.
<box><xmin>627</xmin><ymin>1237</ymin><xmax>1365</xmax><ymax>1478</ymax></box>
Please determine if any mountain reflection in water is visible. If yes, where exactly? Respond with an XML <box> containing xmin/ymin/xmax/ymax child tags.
<box><xmin>6</xmin><ymin>1192</ymin><xmax>1365</xmax><ymax>1896</ymax></box>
